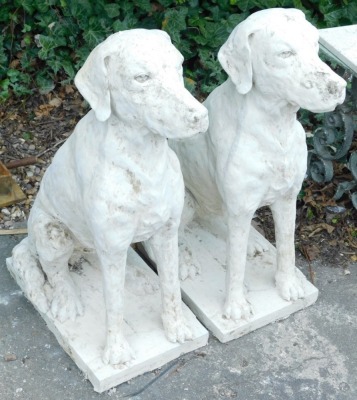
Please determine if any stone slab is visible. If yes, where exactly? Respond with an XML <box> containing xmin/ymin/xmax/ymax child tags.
<box><xmin>6</xmin><ymin>248</ymin><xmax>208</xmax><ymax>393</ymax></box>
<box><xmin>180</xmin><ymin>221</ymin><xmax>319</xmax><ymax>343</ymax></box>
<box><xmin>319</xmin><ymin>25</ymin><xmax>357</xmax><ymax>74</ymax></box>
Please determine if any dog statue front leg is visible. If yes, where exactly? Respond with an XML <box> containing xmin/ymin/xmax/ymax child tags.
<box><xmin>97</xmin><ymin>248</ymin><xmax>134</xmax><ymax>365</ymax></box>
<box><xmin>224</xmin><ymin>213</ymin><xmax>254</xmax><ymax>321</ymax></box>
<box><xmin>147</xmin><ymin>227</ymin><xmax>192</xmax><ymax>343</ymax></box>
<box><xmin>270</xmin><ymin>196</ymin><xmax>305</xmax><ymax>301</ymax></box>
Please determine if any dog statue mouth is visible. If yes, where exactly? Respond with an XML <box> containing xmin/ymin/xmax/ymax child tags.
<box><xmin>291</xmin><ymin>85</ymin><xmax>346</xmax><ymax>114</ymax></box>
<box><xmin>308</xmin><ymin>93</ymin><xmax>346</xmax><ymax>113</ymax></box>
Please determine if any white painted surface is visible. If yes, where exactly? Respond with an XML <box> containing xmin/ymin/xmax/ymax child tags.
<box><xmin>170</xmin><ymin>8</ymin><xmax>345</xmax><ymax>322</ymax></box>
<box><xmin>319</xmin><ymin>25</ymin><xmax>357</xmax><ymax>74</ymax></box>
<box><xmin>7</xmin><ymin>248</ymin><xmax>208</xmax><ymax>393</ymax></box>
<box><xmin>8</xmin><ymin>29</ymin><xmax>209</xmax><ymax>367</ymax></box>
<box><xmin>180</xmin><ymin>220</ymin><xmax>318</xmax><ymax>343</ymax></box>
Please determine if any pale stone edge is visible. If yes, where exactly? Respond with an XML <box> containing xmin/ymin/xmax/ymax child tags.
<box><xmin>6</xmin><ymin>256</ymin><xmax>208</xmax><ymax>393</ymax></box>
<box><xmin>182</xmin><ymin>285</ymin><xmax>318</xmax><ymax>343</ymax></box>
<box><xmin>179</xmin><ymin>223</ymin><xmax>319</xmax><ymax>344</ymax></box>
<box><xmin>42</xmin><ymin>308</ymin><xmax>209</xmax><ymax>393</ymax></box>
<box><xmin>319</xmin><ymin>26</ymin><xmax>357</xmax><ymax>74</ymax></box>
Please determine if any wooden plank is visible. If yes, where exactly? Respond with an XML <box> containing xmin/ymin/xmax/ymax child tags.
<box><xmin>0</xmin><ymin>228</ymin><xmax>28</xmax><ymax>236</ymax></box>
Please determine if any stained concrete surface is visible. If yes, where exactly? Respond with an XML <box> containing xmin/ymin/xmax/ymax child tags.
<box><xmin>1</xmin><ymin>234</ymin><xmax>356</xmax><ymax>400</ymax></box>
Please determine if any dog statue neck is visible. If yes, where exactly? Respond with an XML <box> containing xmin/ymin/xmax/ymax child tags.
<box><xmin>87</xmin><ymin>111</ymin><xmax>169</xmax><ymax>165</ymax></box>
<box><xmin>108</xmin><ymin>114</ymin><xmax>166</xmax><ymax>143</ymax></box>
<box><xmin>221</xmin><ymin>79</ymin><xmax>299</xmax><ymax>133</ymax></box>
<box><xmin>208</xmin><ymin>78</ymin><xmax>302</xmax><ymax>151</ymax></box>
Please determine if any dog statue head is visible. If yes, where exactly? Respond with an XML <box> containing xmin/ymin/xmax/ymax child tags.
<box><xmin>218</xmin><ymin>8</ymin><xmax>346</xmax><ymax>113</ymax></box>
<box><xmin>75</xmin><ymin>29</ymin><xmax>208</xmax><ymax>138</ymax></box>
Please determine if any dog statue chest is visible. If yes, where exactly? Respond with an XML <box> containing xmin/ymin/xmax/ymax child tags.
<box><xmin>92</xmin><ymin>138</ymin><xmax>184</xmax><ymax>242</ymax></box>
<box><xmin>219</xmin><ymin>121</ymin><xmax>307</xmax><ymax>206</ymax></box>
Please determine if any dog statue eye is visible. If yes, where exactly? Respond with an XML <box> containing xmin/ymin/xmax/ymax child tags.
<box><xmin>135</xmin><ymin>74</ymin><xmax>150</xmax><ymax>83</ymax></box>
<box><xmin>279</xmin><ymin>51</ymin><xmax>295</xmax><ymax>59</ymax></box>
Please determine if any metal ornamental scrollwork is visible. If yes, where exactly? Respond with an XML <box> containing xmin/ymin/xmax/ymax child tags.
<box><xmin>307</xmin><ymin>73</ymin><xmax>357</xmax><ymax>208</ymax></box>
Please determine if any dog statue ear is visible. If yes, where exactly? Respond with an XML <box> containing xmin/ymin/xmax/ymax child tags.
<box><xmin>74</xmin><ymin>40</ymin><xmax>112</xmax><ymax>122</ymax></box>
<box><xmin>218</xmin><ymin>21</ymin><xmax>255</xmax><ymax>95</ymax></box>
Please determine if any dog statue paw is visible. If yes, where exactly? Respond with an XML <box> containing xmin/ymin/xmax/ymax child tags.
<box><xmin>8</xmin><ymin>28</ymin><xmax>208</xmax><ymax>366</ymax></box>
<box><xmin>275</xmin><ymin>270</ymin><xmax>305</xmax><ymax>302</ymax></box>
<box><xmin>170</xmin><ymin>8</ymin><xmax>345</xmax><ymax>316</ymax></box>
<box><xmin>162</xmin><ymin>313</ymin><xmax>193</xmax><ymax>343</ymax></box>
<box><xmin>8</xmin><ymin>238</ymin><xmax>49</xmax><ymax>314</ymax></box>
<box><xmin>50</xmin><ymin>281</ymin><xmax>84</xmax><ymax>323</ymax></box>
<box><xmin>223</xmin><ymin>296</ymin><xmax>253</xmax><ymax>321</ymax></box>
<box><xmin>102</xmin><ymin>333</ymin><xmax>135</xmax><ymax>366</ymax></box>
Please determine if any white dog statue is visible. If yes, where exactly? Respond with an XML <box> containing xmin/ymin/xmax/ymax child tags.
<box><xmin>170</xmin><ymin>9</ymin><xmax>346</xmax><ymax>320</ymax></box>
<box><xmin>8</xmin><ymin>29</ymin><xmax>209</xmax><ymax>365</ymax></box>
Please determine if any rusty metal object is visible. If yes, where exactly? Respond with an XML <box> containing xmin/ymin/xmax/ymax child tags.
<box><xmin>5</xmin><ymin>156</ymin><xmax>40</xmax><ymax>170</ymax></box>
<box><xmin>0</xmin><ymin>161</ymin><xmax>26</xmax><ymax>207</ymax></box>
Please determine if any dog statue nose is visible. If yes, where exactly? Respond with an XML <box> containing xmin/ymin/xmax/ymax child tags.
<box><xmin>189</xmin><ymin>111</ymin><xmax>200</xmax><ymax>124</ymax></box>
<box><xmin>327</xmin><ymin>80</ymin><xmax>344</xmax><ymax>96</ymax></box>
<box><xmin>189</xmin><ymin>106</ymin><xmax>208</xmax><ymax>132</ymax></box>
<box><xmin>187</xmin><ymin>107</ymin><xmax>209</xmax><ymax>130</ymax></box>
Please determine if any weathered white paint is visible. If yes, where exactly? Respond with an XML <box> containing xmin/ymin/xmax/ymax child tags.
<box><xmin>170</xmin><ymin>9</ymin><xmax>346</xmax><ymax>320</ymax></box>
<box><xmin>179</xmin><ymin>219</ymin><xmax>318</xmax><ymax>343</ymax></box>
<box><xmin>7</xmin><ymin>29</ymin><xmax>209</xmax><ymax>366</ymax></box>
<box><xmin>6</xmin><ymin>250</ymin><xmax>208</xmax><ymax>393</ymax></box>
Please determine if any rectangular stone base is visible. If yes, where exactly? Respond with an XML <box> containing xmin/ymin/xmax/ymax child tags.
<box><xmin>6</xmin><ymin>248</ymin><xmax>208</xmax><ymax>393</ymax></box>
<box><xmin>180</xmin><ymin>221</ymin><xmax>318</xmax><ymax>343</ymax></box>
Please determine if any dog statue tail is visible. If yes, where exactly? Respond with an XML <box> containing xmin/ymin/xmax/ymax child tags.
<box><xmin>6</xmin><ymin>237</ymin><xmax>49</xmax><ymax>314</ymax></box>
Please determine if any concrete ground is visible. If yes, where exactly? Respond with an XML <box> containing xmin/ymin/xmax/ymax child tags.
<box><xmin>1</xmin><ymin>234</ymin><xmax>356</xmax><ymax>400</ymax></box>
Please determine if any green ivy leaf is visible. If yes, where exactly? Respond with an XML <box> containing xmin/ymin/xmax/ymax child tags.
<box><xmin>163</xmin><ymin>7</ymin><xmax>188</xmax><ymax>43</ymax></box>
<box><xmin>158</xmin><ymin>0</ymin><xmax>175</xmax><ymax>7</ymax></box>
<box><xmin>83</xmin><ymin>18</ymin><xmax>105</xmax><ymax>47</ymax></box>
<box><xmin>0</xmin><ymin>35</ymin><xmax>7</xmax><ymax>67</ymax></box>
<box><xmin>203</xmin><ymin>21</ymin><xmax>229</xmax><ymax>48</ymax></box>
<box><xmin>0</xmin><ymin>78</ymin><xmax>10</xmax><ymax>91</ymax></box>
<box><xmin>62</xmin><ymin>59</ymin><xmax>75</xmax><ymax>79</ymax></box>
<box><xmin>21</xmin><ymin>24</ymin><xmax>32</xmax><ymax>33</ymax></box>
<box><xmin>260</xmin><ymin>0</ymin><xmax>279</xmax><ymax>7</ymax></box>
<box><xmin>47</xmin><ymin>58</ymin><xmax>63</xmax><ymax>75</ymax></box>
<box><xmin>292</xmin><ymin>0</ymin><xmax>303</xmax><ymax>9</ymax></box>
<box><xmin>112</xmin><ymin>19</ymin><xmax>127</xmax><ymax>32</ymax></box>
<box><xmin>104</xmin><ymin>3</ymin><xmax>121</xmax><ymax>18</ymax></box>
<box><xmin>36</xmin><ymin>73</ymin><xmax>55</xmax><ymax>94</ymax></box>
<box><xmin>135</xmin><ymin>0</ymin><xmax>152</xmax><ymax>13</ymax></box>
<box><xmin>37</xmin><ymin>35</ymin><xmax>66</xmax><ymax>59</ymax></box>
<box><xmin>18</xmin><ymin>0</ymin><xmax>36</xmax><ymax>15</ymax></box>
<box><xmin>35</xmin><ymin>1</ymin><xmax>50</xmax><ymax>14</ymax></box>
<box><xmin>227</xmin><ymin>13</ymin><xmax>249</xmax><ymax>31</ymax></box>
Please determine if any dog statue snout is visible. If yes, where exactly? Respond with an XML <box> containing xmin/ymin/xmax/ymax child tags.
<box><xmin>186</xmin><ymin>106</ymin><xmax>209</xmax><ymax>133</ymax></box>
<box><xmin>298</xmin><ymin>64</ymin><xmax>346</xmax><ymax>112</ymax></box>
<box><xmin>188</xmin><ymin>106</ymin><xmax>208</xmax><ymax>123</ymax></box>
<box><xmin>327</xmin><ymin>77</ymin><xmax>346</xmax><ymax>98</ymax></box>
<box><xmin>316</xmin><ymin>63</ymin><xmax>347</xmax><ymax>99</ymax></box>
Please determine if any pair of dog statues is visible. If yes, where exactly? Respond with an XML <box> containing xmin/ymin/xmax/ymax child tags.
<box><xmin>8</xmin><ymin>9</ymin><xmax>346</xmax><ymax>366</ymax></box>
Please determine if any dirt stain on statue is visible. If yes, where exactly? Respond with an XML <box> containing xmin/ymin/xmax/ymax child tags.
<box><xmin>125</xmin><ymin>169</ymin><xmax>141</xmax><ymax>194</ymax></box>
